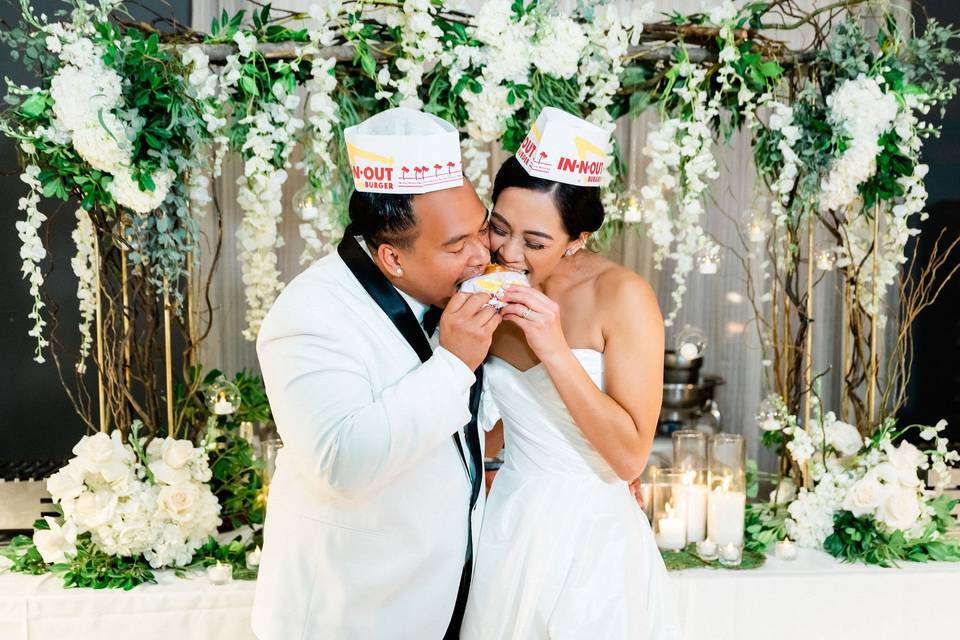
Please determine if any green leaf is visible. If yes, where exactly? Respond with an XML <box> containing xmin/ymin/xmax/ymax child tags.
<box><xmin>20</xmin><ymin>92</ymin><xmax>47</xmax><ymax>118</ymax></box>
<box><xmin>759</xmin><ymin>60</ymin><xmax>784</xmax><ymax>78</ymax></box>
<box><xmin>239</xmin><ymin>75</ymin><xmax>259</xmax><ymax>96</ymax></box>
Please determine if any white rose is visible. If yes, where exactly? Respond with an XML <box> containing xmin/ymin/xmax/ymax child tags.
<box><xmin>46</xmin><ymin>462</ymin><xmax>85</xmax><ymax>502</ymax></box>
<box><xmin>825</xmin><ymin>419</ymin><xmax>863</xmax><ymax>457</ymax></box>
<box><xmin>876</xmin><ymin>487</ymin><xmax>922</xmax><ymax>532</ymax></box>
<box><xmin>158</xmin><ymin>483</ymin><xmax>200</xmax><ymax>524</ymax></box>
<box><xmin>884</xmin><ymin>441</ymin><xmax>924</xmax><ymax>486</ymax></box>
<box><xmin>769</xmin><ymin>478</ymin><xmax>797</xmax><ymax>505</ymax></box>
<box><xmin>161</xmin><ymin>439</ymin><xmax>197</xmax><ymax>470</ymax></box>
<box><xmin>149</xmin><ymin>458</ymin><xmax>192</xmax><ymax>486</ymax></box>
<box><xmin>74</xmin><ymin>490</ymin><xmax>118</xmax><ymax>529</ymax></box>
<box><xmin>33</xmin><ymin>517</ymin><xmax>78</xmax><ymax>564</ymax></box>
<box><xmin>842</xmin><ymin>474</ymin><xmax>884</xmax><ymax>517</ymax></box>
<box><xmin>72</xmin><ymin>432</ymin><xmax>115</xmax><ymax>468</ymax></box>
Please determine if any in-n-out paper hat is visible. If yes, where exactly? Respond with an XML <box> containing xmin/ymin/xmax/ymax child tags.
<box><xmin>515</xmin><ymin>107</ymin><xmax>612</xmax><ymax>187</ymax></box>
<box><xmin>344</xmin><ymin>107</ymin><xmax>464</xmax><ymax>195</ymax></box>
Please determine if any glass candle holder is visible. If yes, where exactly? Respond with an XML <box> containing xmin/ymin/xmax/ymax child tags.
<box><xmin>707</xmin><ymin>434</ymin><xmax>746</xmax><ymax>550</ymax></box>
<box><xmin>653</xmin><ymin>469</ymin><xmax>688</xmax><ymax>551</ymax></box>
<box><xmin>639</xmin><ymin>464</ymin><xmax>659</xmax><ymax>522</ymax></box>
<box><xmin>672</xmin><ymin>430</ymin><xmax>708</xmax><ymax>543</ymax></box>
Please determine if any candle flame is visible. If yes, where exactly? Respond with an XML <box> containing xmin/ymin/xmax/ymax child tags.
<box><xmin>721</xmin><ymin>475</ymin><xmax>732</xmax><ymax>492</ymax></box>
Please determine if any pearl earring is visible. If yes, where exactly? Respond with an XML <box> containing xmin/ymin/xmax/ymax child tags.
<box><xmin>396</xmin><ymin>268</ymin><xmax>403</xmax><ymax>276</ymax></box>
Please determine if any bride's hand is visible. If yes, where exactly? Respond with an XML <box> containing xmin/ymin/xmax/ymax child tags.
<box><xmin>499</xmin><ymin>286</ymin><xmax>568</xmax><ymax>360</ymax></box>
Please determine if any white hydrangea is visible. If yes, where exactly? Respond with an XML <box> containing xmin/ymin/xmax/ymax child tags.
<box><xmin>108</xmin><ymin>167</ymin><xmax>174</xmax><ymax>214</ymax></box>
<box><xmin>70</xmin><ymin>117</ymin><xmax>131</xmax><ymax>173</ymax></box>
<box><xmin>531</xmin><ymin>15</ymin><xmax>586</xmax><ymax>79</ymax></box>
<box><xmin>821</xmin><ymin>75</ymin><xmax>899</xmax><ymax>212</ymax></box>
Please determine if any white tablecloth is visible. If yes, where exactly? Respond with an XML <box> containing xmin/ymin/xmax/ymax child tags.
<box><xmin>1</xmin><ymin>550</ymin><xmax>958</xmax><ymax>639</ymax></box>
<box><xmin>0</xmin><ymin>568</ymin><xmax>255</xmax><ymax>640</ymax></box>
<box><xmin>671</xmin><ymin>549</ymin><xmax>960</xmax><ymax>640</ymax></box>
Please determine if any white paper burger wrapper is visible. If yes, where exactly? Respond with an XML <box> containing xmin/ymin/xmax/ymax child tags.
<box><xmin>459</xmin><ymin>265</ymin><xmax>529</xmax><ymax>308</ymax></box>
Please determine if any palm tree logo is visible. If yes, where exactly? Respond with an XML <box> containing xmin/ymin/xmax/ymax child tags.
<box><xmin>434</xmin><ymin>163</ymin><xmax>442</xmax><ymax>178</ymax></box>
<box><xmin>447</xmin><ymin>161</ymin><xmax>456</xmax><ymax>175</ymax></box>
<box><xmin>401</xmin><ymin>166</ymin><xmax>410</xmax><ymax>181</ymax></box>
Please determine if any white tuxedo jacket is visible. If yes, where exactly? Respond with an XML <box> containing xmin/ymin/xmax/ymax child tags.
<box><xmin>251</xmin><ymin>250</ymin><xmax>485</xmax><ymax>639</ymax></box>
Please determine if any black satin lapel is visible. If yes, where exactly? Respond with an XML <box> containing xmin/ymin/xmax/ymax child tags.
<box><xmin>337</xmin><ymin>229</ymin><xmax>433</xmax><ymax>364</ymax></box>
<box><xmin>466</xmin><ymin>366</ymin><xmax>484</xmax><ymax>508</ymax></box>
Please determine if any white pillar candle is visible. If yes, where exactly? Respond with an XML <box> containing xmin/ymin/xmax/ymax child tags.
<box><xmin>707</xmin><ymin>487</ymin><xmax>746</xmax><ymax>546</ymax></box>
<box><xmin>656</xmin><ymin>502</ymin><xmax>687</xmax><ymax>551</ymax></box>
<box><xmin>207</xmin><ymin>561</ymin><xmax>232</xmax><ymax>585</ymax></box>
<box><xmin>678</xmin><ymin>482</ymin><xmax>708</xmax><ymax>543</ymax></box>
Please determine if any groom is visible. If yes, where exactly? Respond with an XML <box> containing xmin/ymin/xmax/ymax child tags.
<box><xmin>251</xmin><ymin>108</ymin><xmax>497</xmax><ymax>639</ymax></box>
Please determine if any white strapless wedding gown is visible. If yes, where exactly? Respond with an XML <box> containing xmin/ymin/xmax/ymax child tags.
<box><xmin>461</xmin><ymin>349</ymin><xmax>681</xmax><ymax>640</ymax></box>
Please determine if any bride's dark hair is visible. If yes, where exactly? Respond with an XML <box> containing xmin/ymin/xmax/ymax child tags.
<box><xmin>492</xmin><ymin>156</ymin><xmax>605</xmax><ymax>238</ymax></box>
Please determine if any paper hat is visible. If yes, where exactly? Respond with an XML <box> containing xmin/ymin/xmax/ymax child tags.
<box><xmin>344</xmin><ymin>107</ymin><xmax>464</xmax><ymax>195</ymax></box>
<box><xmin>515</xmin><ymin>107</ymin><xmax>612</xmax><ymax>187</ymax></box>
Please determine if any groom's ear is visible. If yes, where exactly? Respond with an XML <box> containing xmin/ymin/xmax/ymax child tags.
<box><xmin>376</xmin><ymin>242</ymin><xmax>405</xmax><ymax>277</ymax></box>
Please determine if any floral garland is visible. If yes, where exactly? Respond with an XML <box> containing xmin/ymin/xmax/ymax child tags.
<box><xmin>295</xmin><ymin>4</ymin><xmax>342</xmax><ymax>265</ymax></box>
<box><xmin>16</xmin><ymin>164</ymin><xmax>48</xmax><ymax>363</ymax></box>
<box><xmin>70</xmin><ymin>208</ymin><xmax>97</xmax><ymax>373</ymax></box>
<box><xmin>229</xmin><ymin>28</ymin><xmax>305</xmax><ymax>341</ymax></box>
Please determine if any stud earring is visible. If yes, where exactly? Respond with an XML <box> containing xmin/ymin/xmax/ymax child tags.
<box><xmin>396</xmin><ymin>268</ymin><xmax>404</xmax><ymax>276</ymax></box>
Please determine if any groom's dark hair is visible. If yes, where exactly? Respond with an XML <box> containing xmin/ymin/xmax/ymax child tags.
<box><xmin>348</xmin><ymin>189</ymin><xmax>418</xmax><ymax>249</ymax></box>
<box><xmin>492</xmin><ymin>156</ymin><xmax>604</xmax><ymax>237</ymax></box>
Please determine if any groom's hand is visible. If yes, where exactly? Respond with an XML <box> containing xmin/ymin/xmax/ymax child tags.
<box><xmin>439</xmin><ymin>292</ymin><xmax>501</xmax><ymax>370</ymax></box>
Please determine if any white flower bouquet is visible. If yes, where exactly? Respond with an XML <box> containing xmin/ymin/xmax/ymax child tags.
<box><xmin>751</xmin><ymin>395</ymin><xmax>960</xmax><ymax>565</ymax></box>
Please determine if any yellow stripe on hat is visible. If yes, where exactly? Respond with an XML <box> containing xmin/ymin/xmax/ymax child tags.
<box><xmin>531</xmin><ymin>123</ymin><xmax>542</xmax><ymax>142</ymax></box>
<box><xmin>574</xmin><ymin>135</ymin><xmax>606</xmax><ymax>161</ymax></box>
<box><xmin>347</xmin><ymin>142</ymin><xmax>395</xmax><ymax>166</ymax></box>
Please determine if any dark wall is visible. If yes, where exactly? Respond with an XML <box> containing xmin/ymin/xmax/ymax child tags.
<box><xmin>0</xmin><ymin>1</ymin><xmax>191</xmax><ymax>463</ymax></box>
<box><xmin>901</xmin><ymin>0</ymin><xmax>960</xmax><ymax>443</ymax></box>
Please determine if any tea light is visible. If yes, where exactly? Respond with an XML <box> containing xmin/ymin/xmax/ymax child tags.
<box><xmin>696</xmin><ymin>537</ymin><xmax>718</xmax><ymax>561</ymax></box>
<box><xmin>213</xmin><ymin>390</ymin><xmax>235</xmax><ymax>415</ymax></box>
<box><xmin>656</xmin><ymin>502</ymin><xmax>687</xmax><ymax>551</ymax></box>
<box><xmin>719</xmin><ymin>543</ymin><xmax>742</xmax><ymax>566</ymax></box>
<box><xmin>697</xmin><ymin>256</ymin><xmax>719</xmax><ymax>275</ymax></box>
<box><xmin>775</xmin><ymin>538</ymin><xmax>798</xmax><ymax>561</ymax></box>
<box><xmin>207</xmin><ymin>561</ymin><xmax>232</xmax><ymax>585</ymax></box>
<box><xmin>748</xmin><ymin>220</ymin><xmax>767</xmax><ymax>243</ymax></box>
<box><xmin>815</xmin><ymin>249</ymin><xmax>836</xmax><ymax>271</ymax></box>
<box><xmin>246</xmin><ymin>545</ymin><xmax>262</xmax><ymax>569</ymax></box>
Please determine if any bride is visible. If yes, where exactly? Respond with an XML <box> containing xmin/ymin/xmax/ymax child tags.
<box><xmin>460</xmin><ymin>109</ymin><xmax>680</xmax><ymax>639</ymax></box>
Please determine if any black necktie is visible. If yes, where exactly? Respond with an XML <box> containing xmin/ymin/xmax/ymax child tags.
<box><xmin>422</xmin><ymin>306</ymin><xmax>442</xmax><ymax>337</ymax></box>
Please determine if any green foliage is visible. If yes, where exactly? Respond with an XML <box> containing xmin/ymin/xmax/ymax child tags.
<box><xmin>824</xmin><ymin>499</ymin><xmax>960</xmax><ymax>567</ymax></box>
<box><xmin>57</xmin><ymin>536</ymin><xmax>157</xmax><ymax>590</ymax></box>
<box><xmin>0</xmin><ymin>528</ymin><xmax>50</xmax><ymax>575</ymax></box>
<box><xmin>661</xmin><ymin>543</ymin><xmax>767</xmax><ymax>571</ymax></box>
<box><xmin>181</xmin><ymin>535</ymin><xmax>260</xmax><ymax>581</ymax></box>
<box><xmin>744</xmin><ymin>502</ymin><xmax>788</xmax><ymax>554</ymax></box>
